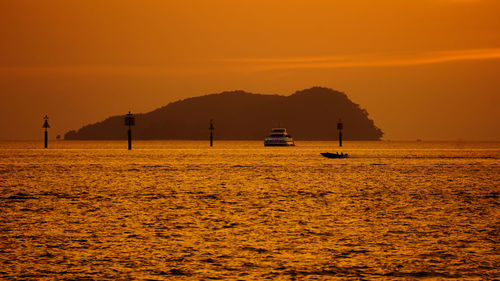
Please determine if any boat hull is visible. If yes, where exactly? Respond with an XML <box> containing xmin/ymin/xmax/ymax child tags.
<box><xmin>321</xmin><ymin>152</ymin><xmax>348</xmax><ymax>158</ymax></box>
<box><xmin>264</xmin><ymin>143</ymin><xmax>295</xmax><ymax>146</ymax></box>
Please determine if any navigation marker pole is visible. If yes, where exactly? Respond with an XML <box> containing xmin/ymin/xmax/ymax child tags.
<box><xmin>124</xmin><ymin>111</ymin><xmax>135</xmax><ymax>150</ymax></box>
<box><xmin>337</xmin><ymin>119</ymin><xmax>343</xmax><ymax>147</ymax></box>
<box><xmin>42</xmin><ymin>115</ymin><xmax>50</xmax><ymax>148</ymax></box>
<box><xmin>209</xmin><ymin>119</ymin><xmax>214</xmax><ymax>147</ymax></box>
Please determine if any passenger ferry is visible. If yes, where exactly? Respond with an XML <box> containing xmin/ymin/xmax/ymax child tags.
<box><xmin>264</xmin><ymin>128</ymin><xmax>295</xmax><ymax>146</ymax></box>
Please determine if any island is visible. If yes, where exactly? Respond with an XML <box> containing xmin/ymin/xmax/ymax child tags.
<box><xmin>64</xmin><ymin>87</ymin><xmax>383</xmax><ymax>140</ymax></box>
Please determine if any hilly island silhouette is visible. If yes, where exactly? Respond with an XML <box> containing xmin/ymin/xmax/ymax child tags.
<box><xmin>64</xmin><ymin>87</ymin><xmax>383</xmax><ymax>140</ymax></box>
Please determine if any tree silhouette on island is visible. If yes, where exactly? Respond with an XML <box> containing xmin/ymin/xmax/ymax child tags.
<box><xmin>64</xmin><ymin>87</ymin><xmax>383</xmax><ymax>140</ymax></box>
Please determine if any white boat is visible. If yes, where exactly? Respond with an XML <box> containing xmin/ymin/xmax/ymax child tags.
<box><xmin>264</xmin><ymin>128</ymin><xmax>295</xmax><ymax>146</ymax></box>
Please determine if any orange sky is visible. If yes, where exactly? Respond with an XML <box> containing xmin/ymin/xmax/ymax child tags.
<box><xmin>1</xmin><ymin>0</ymin><xmax>499</xmax><ymax>140</ymax></box>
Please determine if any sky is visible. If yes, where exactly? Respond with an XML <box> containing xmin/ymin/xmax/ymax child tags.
<box><xmin>1</xmin><ymin>0</ymin><xmax>499</xmax><ymax>140</ymax></box>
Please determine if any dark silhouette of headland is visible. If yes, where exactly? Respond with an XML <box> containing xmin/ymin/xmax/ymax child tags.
<box><xmin>64</xmin><ymin>87</ymin><xmax>383</xmax><ymax>140</ymax></box>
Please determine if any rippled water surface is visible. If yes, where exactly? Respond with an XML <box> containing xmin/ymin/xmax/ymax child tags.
<box><xmin>1</xmin><ymin>141</ymin><xmax>498</xmax><ymax>280</ymax></box>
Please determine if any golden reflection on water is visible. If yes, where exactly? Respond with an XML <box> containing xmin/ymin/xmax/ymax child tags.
<box><xmin>0</xmin><ymin>141</ymin><xmax>499</xmax><ymax>280</ymax></box>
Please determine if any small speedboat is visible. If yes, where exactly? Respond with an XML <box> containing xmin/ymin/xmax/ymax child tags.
<box><xmin>321</xmin><ymin>152</ymin><xmax>348</xmax><ymax>159</ymax></box>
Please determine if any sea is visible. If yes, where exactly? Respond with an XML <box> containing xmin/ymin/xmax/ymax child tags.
<box><xmin>0</xmin><ymin>140</ymin><xmax>498</xmax><ymax>280</ymax></box>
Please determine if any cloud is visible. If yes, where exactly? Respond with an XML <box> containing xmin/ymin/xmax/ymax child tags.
<box><xmin>213</xmin><ymin>48</ymin><xmax>500</xmax><ymax>71</ymax></box>
<box><xmin>0</xmin><ymin>65</ymin><xmax>190</xmax><ymax>76</ymax></box>
<box><xmin>1</xmin><ymin>48</ymin><xmax>499</xmax><ymax>75</ymax></box>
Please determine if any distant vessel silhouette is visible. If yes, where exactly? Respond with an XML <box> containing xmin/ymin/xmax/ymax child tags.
<box><xmin>264</xmin><ymin>128</ymin><xmax>295</xmax><ymax>146</ymax></box>
<box><xmin>320</xmin><ymin>152</ymin><xmax>348</xmax><ymax>159</ymax></box>
<box><xmin>321</xmin><ymin>119</ymin><xmax>349</xmax><ymax>158</ymax></box>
